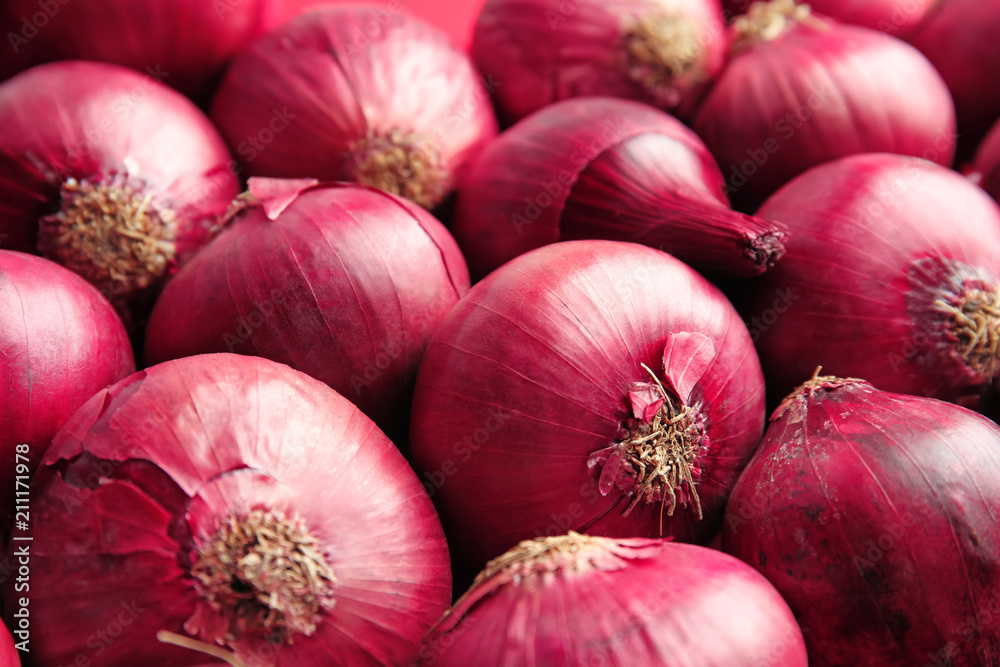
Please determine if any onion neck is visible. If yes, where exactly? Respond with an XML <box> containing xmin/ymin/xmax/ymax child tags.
<box><xmin>732</xmin><ymin>0</ymin><xmax>814</xmax><ymax>50</ymax></box>
<box><xmin>624</xmin><ymin>11</ymin><xmax>704</xmax><ymax>100</ymax></box>
<box><xmin>189</xmin><ymin>508</ymin><xmax>336</xmax><ymax>643</ymax></box>
<box><xmin>348</xmin><ymin>129</ymin><xmax>448</xmax><ymax>209</ymax></box>
<box><xmin>772</xmin><ymin>367</ymin><xmax>868</xmax><ymax>419</ymax></box>
<box><xmin>38</xmin><ymin>175</ymin><xmax>177</xmax><ymax>298</ymax></box>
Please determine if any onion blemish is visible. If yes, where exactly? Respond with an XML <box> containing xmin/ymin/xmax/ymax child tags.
<box><xmin>349</xmin><ymin>129</ymin><xmax>448</xmax><ymax>209</ymax></box>
<box><xmin>190</xmin><ymin>508</ymin><xmax>336</xmax><ymax>641</ymax></box>
<box><xmin>39</xmin><ymin>175</ymin><xmax>177</xmax><ymax>296</ymax></box>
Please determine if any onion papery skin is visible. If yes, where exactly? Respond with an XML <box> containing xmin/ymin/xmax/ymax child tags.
<box><xmin>0</xmin><ymin>62</ymin><xmax>239</xmax><ymax>308</ymax></box>
<box><xmin>4</xmin><ymin>0</ymin><xmax>269</xmax><ymax>101</ymax></box>
<box><xmin>12</xmin><ymin>354</ymin><xmax>452</xmax><ymax>667</ymax></box>
<box><xmin>472</xmin><ymin>0</ymin><xmax>727</xmax><ymax>126</ymax></box>
<box><xmin>723</xmin><ymin>376</ymin><xmax>1000</xmax><ymax>666</ymax></box>
<box><xmin>975</xmin><ymin>118</ymin><xmax>1000</xmax><ymax>203</ymax></box>
<box><xmin>694</xmin><ymin>7</ymin><xmax>955</xmax><ymax>211</ymax></box>
<box><xmin>906</xmin><ymin>0</ymin><xmax>1000</xmax><ymax>160</ymax></box>
<box><xmin>409</xmin><ymin>240</ymin><xmax>766</xmax><ymax>567</ymax></box>
<box><xmin>0</xmin><ymin>250</ymin><xmax>133</xmax><ymax>537</ymax></box>
<box><xmin>421</xmin><ymin>533</ymin><xmax>807</xmax><ymax>666</ymax></box>
<box><xmin>452</xmin><ymin>97</ymin><xmax>787</xmax><ymax>280</ymax></box>
<box><xmin>210</xmin><ymin>7</ymin><xmax>498</xmax><ymax>211</ymax></box>
<box><xmin>744</xmin><ymin>153</ymin><xmax>1000</xmax><ymax>407</ymax></box>
<box><xmin>721</xmin><ymin>0</ymin><xmax>934</xmax><ymax>36</ymax></box>
<box><xmin>145</xmin><ymin>178</ymin><xmax>470</xmax><ymax>438</ymax></box>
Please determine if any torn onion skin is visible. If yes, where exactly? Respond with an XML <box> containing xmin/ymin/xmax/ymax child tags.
<box><xmin>410</xmin><ymin>240</ymin><xmax>766</xmax><ymax>567</ymax></box>
<box><xmin>420</xmin><ymin>533</ymin><xmax>807</xmax><ymax>666</ymax></box>
<box><xmin>9</xmin><ymin>354</ymin><xmax>451</xmax><ymax>666</ymax></box>
<box><xmin>471</xmin><ymin>0</ymin><xmax>727</xmax><ymax>126</ymax></box>
<box><xmin>451</xmin><ymin>97</ymin><xmax>786</xmax><ymax>280</ymax></box>
<box><xmin>0</xmin><ymin>250</ymin><xmax>134</xmax><ymax>540</ymax></box>
<box><xmin>724</xmin><ymin>373</ymin><xmax>1000</xmax><ymax>666</ymax></box>
<box><xmin>210</xmin><ymin>7</ymin><xmax>498</xmax><ymax>211</ymax></box>
<box><xmin>0</xmin><ymin>61</ymin><xmax>239</xmax><ymax>311</ymax></box>
<box><xmin>744</xmin><ymin>153</ymin><xmax>1000</xmax><ymax>408</ymax></box>
<box><xmin>144</xmin><ymin>178</ymin><xmax>469</xmax><ymax>439</ymax></box>
<box><xmin>694</xmin><ymin>0</ymin><xmax>955</xmax><ymax>211</ymax></box>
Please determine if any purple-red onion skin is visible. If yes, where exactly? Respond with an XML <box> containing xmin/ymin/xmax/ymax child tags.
<box><xmin>410</xmin><ymin>240</ymin><xmax>765</xmax><ymax>566</ymax></box>
<box><xmin>0</xmin><ymin>624</ymin><xmax>17</xmax><ymax>667</ymax></box>
<box><xmin>14</xmin><ymin>354</ymin><xmax>452</xmax><ymax>666</ymax></box>
<box><xmin>694</xmin><ymin>18</ymin><xmax>955</xmax><ymax>210</ymax></box>
<box><xmin>724</xmin><ymin>379</ymin><xmax>1000</xmax><ymax>666</ymax></box>
<box><xmin>0</xmin><ymin>250</ymin><xmax>134</xmax><ymax>529</ymax></box>
<box><xmin>722</xmin><ymin>0</ymin><xmax>934</xmax><ymax>35</ymax></box>
<box><xmin>4</xmin><ymin>0</ymin><xmax>269</xmax><ymax>100</ymax></box>
<box><xmin>145</xmin><ymin>180</ymin><xmax>470</xmax><ymax>436</ymax></box>
<box><xmin>472</xmin><ymin>0</ymin><xmax>727</xmax><ymax>126</ymax></box>
<box><xmin>744</xmin><ymin>153</ymin><xmax>1000</xmax><ymax>406</ymax></box>
<box><xmin>423</xmin><ymin>539</ymin><xmax>807</xmax><ymax>667</ymax></box>
<box><xmin>210</xmin><ymin>7</ymin><xmax>497</xmax><ymax>207</ymax></box>
<box><xmin>975</xmin><ymin>118</ymin><xmax>1000</xmax><ymax>203</ymax></box>
<box><xmin>452</xmin><ymin>97</ymin><xmax>785</xmax><ymax>279</ymax></box>
<box><xmin>907</xmin><ymin>0</ymin><xmax>1000</xmax><ymax>158</ymax></box>
<box><xmin>0</xmin><ymin>62</ymin><xmax>239</xmax><ymax>291</ymax></box>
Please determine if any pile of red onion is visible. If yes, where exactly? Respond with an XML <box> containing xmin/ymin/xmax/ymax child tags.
<box><xmin>411</xmin><ymin>240</ymin><xmax>766</xmax><ymax>566</ymax></box>
<box><xmin>743</xmin><ymin>152</ymin><xmax>1000</xmax><ymax>408</ymax></box>
<box><xmin>13</xmin><ymin>354</ymin><xmax>451</xmax><ymax>666</ymax></box>
<box><xmin>725</xmin><ymin>372</ymin><xmax>1000</xmax><ymax>665</ymax></box>
<box><xmin>0</xmin><ymin>250</ymin><xmax>134</xmax><ymax>537</ymax></box>
<box><xmin>0</xmin><ymin>61</ymin><xmax>238</xmax><ymax>311</ymax></box>
<box><xmin>695</xmin><ymin>0</ymin><xmax>955</xmax><ymax>209</ymax></box>
<box><xmin>211</xmin><ymin>6</ymin><xmax>497</xmax><ymax>210</ymax></box>
<box><xmin>452</xmin><ymin>96</ymin><xmax>787</xmax><ymax>280</ymax></box>
<box><xmin>472</xmin><ymin>0</ymin><xmax>727</xmax><ymax>125</ymax></box>
<box><xmin>422</xmin><ymin>532</ymin><xmax>807</xmax><ymax>666</ymax></box>
<box><xmin>145</xmin><ymin>178</ymin><xmax>469</xmax><ymax>437</ymax></box>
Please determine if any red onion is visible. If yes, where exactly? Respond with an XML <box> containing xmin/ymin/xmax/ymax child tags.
<box><xmin>907</xmin><ymin>0</ymin><xmax>1000</xmax><ymax>159</ymax></box>
<box><xmin>472</xmin><ymin>0</ymin><xmax>727</xmax><ymax>126</ymax></box>
<box><xmin>410</xmin><ymin>240</ymin><xmax>766</xmax><ymax>566</ymax></box>
<box><xmin>3</xmin><ymin>0</ymin><xmax>270</xmax><ymax>101</ymax></box>
<box><xmin>452</xmin><ymin>97</ymin><xmax>786</xmax><ymax>280</ymax></box>
<box><xmin>744</xmin><ymin>153</ymin><xmax>1000</xmax><ymax>407</ymax></box>
<box><xmin>211</xmin><ymin>7</ymin><xmax>498</xmax><ymax>210</ymax></box>
<box><xmin>420</xmin><ymin>532</ymin><xmax>807</xmax><ymax>666</ymax></box>
<box><xmin>261</xmin><ymin>0</ymin><xmax>487</xmax><ymax>50</ymax></box>
<box><xmin>974</xmin><ymin>118</ymin><xmax>1000</xmax><ymax>203</ymax></box>
<box><xmin>0</xmin><ymin>61</ymin><xmax>239</xmax><ymax>307</ymax></box>
<box><xmin>145</xmin><ymin>178</ymin><xmax>469</xmax><ymax>436</ymax></box>
<box><xmin>0</xmin><ymin>250</ymin><xmax>134</xmax><ymax>535</ymax></box>
<box><xmin>12</xmin><ymin>353</ymin><xmax>451</xmax><ymax>666</ymax></box>
<box><xmin>724</xmin><ymin>372</ymin><xmax>1000</xmax><ymax>666</ymax></box>
<box><xmin>694</xmin><ymin>0</ymin><xmax>955</xmax><ymax>210</ymax></box>
<box><xmin>722</xmin><ymin>0</ymin><xmax>934</xmax><ymax>36</ymax></box>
